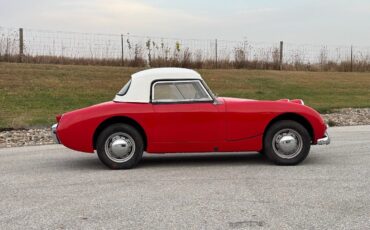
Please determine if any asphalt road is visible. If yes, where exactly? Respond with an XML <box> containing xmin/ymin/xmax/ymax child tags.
<box><xmin>0</xmin><ymin>126</ymin><xmax>369</xmax><ymax>229</ymax></box>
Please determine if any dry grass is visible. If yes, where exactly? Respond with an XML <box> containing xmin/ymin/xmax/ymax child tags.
<box><xmin>1</xmin><ymin>53</ymin><xmax>370</xmax><ymax>71</ymax></box>
<box><xmin>0</xmin><ymin>62</ymin><xmax>369</xmax><ymax>129</ymax></box>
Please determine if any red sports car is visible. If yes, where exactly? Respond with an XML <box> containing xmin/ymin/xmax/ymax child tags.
<box><xmin>52</xmin><ymin>68</ymin><xmax>330</xmax><ymax>169</ymax></box>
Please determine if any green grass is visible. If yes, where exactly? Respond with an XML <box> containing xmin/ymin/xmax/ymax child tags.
<box><xmin>1</xmin><ymin>62</ymin><xmax>369</xmax><ymax>129</ymax></box>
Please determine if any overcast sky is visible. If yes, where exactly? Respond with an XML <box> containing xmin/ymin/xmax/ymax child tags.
<box><xmin>1</xmin><ymin>0</ymin><xmax>370</xmax><ymax>45</ymax></box>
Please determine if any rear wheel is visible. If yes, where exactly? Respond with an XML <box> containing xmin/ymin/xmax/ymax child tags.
<box><xmin>96</xmin><ymin>123</ymin><xmax>144</xmax><ymax>169</ymax></box>
<box><xmin>263</xmin><ymin>120</ymin><xmax>311</xmax><ymax>165</ymax></box>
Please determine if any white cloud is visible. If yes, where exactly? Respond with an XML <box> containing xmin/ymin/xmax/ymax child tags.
<box><xmin>1</xmin><ymin>0</ymin><xmax>370</xmax><ymax>45</ymax></box>
<box><xmin>35</xmin><ymin>0</ymin><xmax>216</xmax><ymax>37</ymax></box>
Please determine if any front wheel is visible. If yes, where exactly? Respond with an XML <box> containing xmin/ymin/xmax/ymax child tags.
<box><xmin>96</xmin><ymin>124</ymin><xmax>144</xmax><ymax>169</ymax></box>
<box><xmin>263</xmin><ymin>120</ymin><xmax>311</xmax><ymax>165</ymax></box>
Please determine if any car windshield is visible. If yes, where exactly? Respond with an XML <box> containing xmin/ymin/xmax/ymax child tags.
<box><xmin>117</xmin><ymin>80</ymin><xmax>131</xmax><ymax>96</ymax></box>
<box><xmin>201</xmin><ymin>80</ymin><xmax>217</xmax><ymax>98</ymax></box>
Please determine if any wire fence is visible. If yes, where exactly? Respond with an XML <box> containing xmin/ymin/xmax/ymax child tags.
<box><xmin>1</xmin><ymin>26</ymin><xmax>370</xmax><ymax>71</ymax></box>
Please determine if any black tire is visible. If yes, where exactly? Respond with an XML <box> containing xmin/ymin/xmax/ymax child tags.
<box><xmin>96</xmin><ymin>123</ymin><xmax>144</xmax><ymax>169</ymax></box>
<box><xmin>263</xmin><ymin>120</ymin><xmax>311</xmax><ymax>165</ymax></box>
<box><xmin>258</xmin><ymin>150</ymin><xmax>267</xmax><ymax>160</ymax></box>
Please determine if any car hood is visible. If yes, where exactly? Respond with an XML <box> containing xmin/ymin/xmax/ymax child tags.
<box><xmin>218</xmin><ymin>97</ymin><xmax>256</xmax><ymax>103</ymax></box>
<box><xmin>219</xmin><ymin>97</ymin><xmax>305</xmax><ymax>105</ymax></box>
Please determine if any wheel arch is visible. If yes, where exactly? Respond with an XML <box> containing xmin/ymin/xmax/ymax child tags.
<box><xmin>93</xmin><ymin>116</ymin><xmax>148</xmax><ymax>151</ymax></box>
<box><xmin>264</xmin><ymin>113</ymin><xmax>314</xmax><ymax>141</ymax></box>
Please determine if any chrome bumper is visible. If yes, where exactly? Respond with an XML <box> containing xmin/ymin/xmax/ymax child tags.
<box><xmin>317</xmin><ymin>132</ymin><xmax>330</xmax><ymax>145</ymax></box>
<box><xmin>51</xmin><ymin>123</ymin><xmax>60</xmax><ymax>144</ymax></box>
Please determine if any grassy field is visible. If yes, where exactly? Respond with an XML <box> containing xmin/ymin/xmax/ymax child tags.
<box><xmin>0</xmin><ymin>62</ymin><xmax>369</xmax><ymax>129</ymax></box>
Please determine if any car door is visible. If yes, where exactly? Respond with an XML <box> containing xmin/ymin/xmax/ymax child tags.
<box><xmin>151</xmin><ymin>80</ymin><xmax>222</xmax><ymax>152</ymax></box>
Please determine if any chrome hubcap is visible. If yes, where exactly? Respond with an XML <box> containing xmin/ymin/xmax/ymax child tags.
<box><xmin>272</xmin><ymin>129</ymin><xmax>302</xmax><ymax>159</ymax></box>
<box><xmin>111</xmin><ymin>139</ymin><xmax>131</xmax><ymax>157</ymax></box>
<box><xmin>105</xmin><ymin>132</ymin><xmax>136</xmax><ymax>163</ymax></box>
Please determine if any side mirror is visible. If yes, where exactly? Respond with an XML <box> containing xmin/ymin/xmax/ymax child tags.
<box><xmin>213</xmin><ymin>98</ymin><xmax>221</xmax><ymax>105</ymax></box>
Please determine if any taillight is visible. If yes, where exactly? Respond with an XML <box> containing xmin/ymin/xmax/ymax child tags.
<box><xmin>56</xmin><ymin>114</ymin><xmax>62</xmax><ymax>123</ymax></box>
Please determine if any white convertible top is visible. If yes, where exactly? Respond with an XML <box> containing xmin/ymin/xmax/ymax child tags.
<box><xmin>114</xmin><ymin>68</ymin><xmax>203</xmax><ymax>103</ymax></box>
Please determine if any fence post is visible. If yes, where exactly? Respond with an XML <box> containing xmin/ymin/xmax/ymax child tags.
<box><xmin>215</xmin><ymin>39</ymin><xmax>218</xmax><ymax>68</ymax></box>
<box><xmin>121</xmin><ymin>34</ymin><xmax>124</xmax><ymax>66</ymax></box>
<box><xmin>350</xmin><ymin>45</ymin><xmax>353</xmax><ymax>72</ymax></box>
<box><xmin>279</xmin><ymin>41</ymin><xmax>283</xmax><ymax>70</ymax></box>
<box><xmin>243</xmin><ymin>40</ymin><xmax>247</xmax><ymax>63</ymax></box>
<box><xmin>19</xmin><ymin>28</ymin><xmax>24</xmax><ymax>63</ymax></box>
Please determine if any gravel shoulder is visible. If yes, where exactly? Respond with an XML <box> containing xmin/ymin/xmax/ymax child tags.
<box><xmin>0</xmin><ymin>108</ymin><xmax>369</xmax><ymax>148</ymax></box>
<box><xmin>322</xmin><ymin>108</ymin><xmax>370</xmax><ymax>126</ymax></box>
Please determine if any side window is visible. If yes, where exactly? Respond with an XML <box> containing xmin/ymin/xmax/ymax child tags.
<box><xmin>152</xmin><ymin>80</ymin><xmax>212</xmax><ymax>103</ymax></box>
<box><xmin>153</xmin><ymin>82</ymin><xmax>184</xmax><ymax>101</ymax></box>
<box><xmin>117</xmin><ymin>80</ymin><xmax>131</xmax><ymax>96</ymax></box>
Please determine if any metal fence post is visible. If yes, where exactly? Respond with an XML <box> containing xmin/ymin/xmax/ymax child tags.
<box><xmin>350</xmin><ymin>45</ymin><xmax>353</xmax><ymax>72</ymax></box>
<box><xmin>279</xmin><ymin>41</ymin><xmax>283</xmax><ymax>70</ymax></box>
<box><xmin>19</xmin><ymin>28</ymin><xmax>24</xmax><ymax>63</ymax></box>
<box><xmin>215</xmin><ymin>39</ymin><xmax>218</xmax><ymax>68</ymax></box>
<box><xmin>243</xmin><ymin>40</ymin><xmax>247</xmax><ymax>63</ymax></box>
<box><xmin>121</xmin><ymin>34</ymin><xmax>124</xmax><ymax>66</ymax></box>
